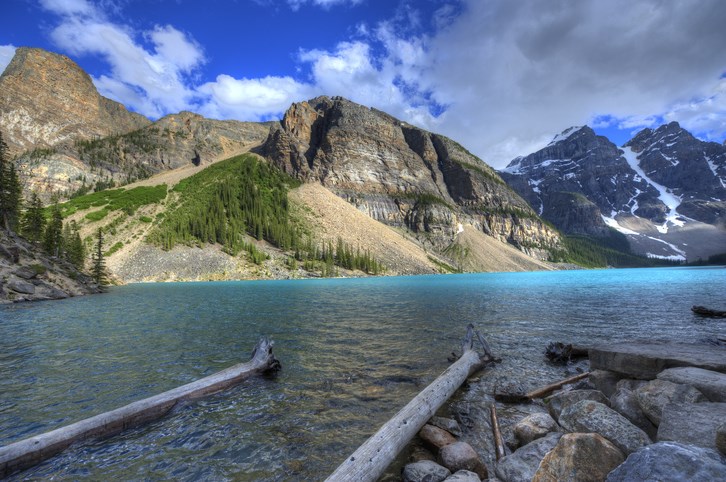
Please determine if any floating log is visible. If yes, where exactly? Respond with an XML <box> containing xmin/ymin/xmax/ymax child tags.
<box><xmin>692</xmin><ymin>305</ymin><xmax>726</xmax><ymax>318</ymax></box>
<box><xmin>490</xmin><ymin>404</ymin><xmax>506</xmax><ymax>461</ymax></box>
<box><xmin>0</xmin><ymin>337</ymin><xmax>280</xmax><ymax>478</ymax></box>
<box><xmin>325</xmin><ymin>324</ymin><xmax>492</xmax><ymax>482</ymax></box>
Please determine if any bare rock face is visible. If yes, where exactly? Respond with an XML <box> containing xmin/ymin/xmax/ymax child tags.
<box><xmin>532</xmin><ymin>432</ymin><xmax>625</xmax><ymax>482</ymax></box>
<box><xmin>258</xmin><ymin>96</ymin><xmax>561</xmax><ymax>257</ymax></box>
<box><xmin>0</xmin><ymin>47</ymin><xmax>149</xmax><ymax>156</ymax></box>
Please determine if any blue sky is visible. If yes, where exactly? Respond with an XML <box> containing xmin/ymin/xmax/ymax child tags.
<box><xmin>1</xmin><ymin>0</ymin><xmax>725</xmax><ymax>168</ymax></box>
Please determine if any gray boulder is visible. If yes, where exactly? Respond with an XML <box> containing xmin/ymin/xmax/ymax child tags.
<box><xmin>636</xmin><ymin>379</ymin><xmax>706</xmax><ymax>425</ymax></box>
<box><xmin>495</xmin><ymin>432</ymin><xmax>561</xmax><ymax>482</ymax></box>
<box><xmin>8</xmin><ymin>278</ymin><xmax>35</xmax><ymax>294</ymax></box>
<box><xmin>13</xmin><ymin>266</ymin><xmax>38</xmax><ymax>279</ymax></box>
<box><xmin>402</xmin><ymin>460</ymin><xmax>451</xmax><ymax>482</ymax></box>
<box><xmin>589</xmin><ymin>370</ymin><xmax>622</xmax><ymax>398</ymax></box>
<box><xmin>532</xmin><ymin>432</ymin><xmax>624</xmax><ymax>482</ymax></box>
<box><xmin>438</xmin><ymin>442</ymin><xmax>488</xmax><ymax>480</ymax></box>
<box><xmin>658</xmin><ymin>367</ymin><xmax>726</xmax><ymax>402</ymax></box>
<box><xmin>444</xmin><ymin>470</ymin><xmax>480</xmax><ymax>482</ymax></box>
<box><xmin>514</xmin><ymin>412</ymin><xmax>558</xmax><ymax>446</ymax></box>
<box><xmin>606</xmin><ymin>441</ymin><xmax>726</xmax><ymax>481</ymax></box>
<box><xmin>559</xmin><ymin>400</ymin><xmax>651</xmax><ymax>455</ymax></box>
<box><xmin>615</xmin><ymin>378</ymin><xmax>648</xmax><ymax>392</ymax></box>
<box><xmin>547</xmin><ymin>389</ymin><xmax>610</xmax><ymax>420</ymax></box>
<box><xmin>610</xmin><ymin>388</ymin><xmax>657</xmax><ymax>438</ymax></box>
<box><xmin>658</xmin><ymin>402</ymin><xmax>726</xmax><ymax>451</ymax></box>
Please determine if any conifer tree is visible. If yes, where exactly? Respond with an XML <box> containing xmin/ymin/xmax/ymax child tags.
<box><xmin>91</xmin><ymin>227</ymin><xmax>108</xmax><ymax>286</ymax></box>
<box><xmin>63</xmin><ymin>220</ymin><xmax>85</xmax><ymax>268</ymax></box>
<box><xmin>22</xmin><ymin>192</ymin><xmax>45</xmax><ymax>243</ymax></box>
<box><xmin>43</xmin><ymin>200</ymin><xmax>63</xmax><ymax>256</ymax></box>
<box><xmin>0</xmin><ymin>131</ymin><xmax>23</xmax><ymax>232</ymax></box>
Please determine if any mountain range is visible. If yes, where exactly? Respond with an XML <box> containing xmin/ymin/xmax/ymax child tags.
<box><xmin>500</xmin><ymin>124</ymin><xmax>726</xmax><ymax>261</ymax></box>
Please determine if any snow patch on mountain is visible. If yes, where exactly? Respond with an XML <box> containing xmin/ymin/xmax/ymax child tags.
<box><xmin>619</xmin><ymin>146</ymin><xmax>684</xmax><ymax>233</ymax></box>
<box><xmin>548</xmin><ymin>126</ymin><xmax>584</xmax><ymax>146</ymax></box>
<box><xmin>601</xmin><ymin>215</ymin><xmax>639</xmax><ymax>235</ymax></box>
<box><xmin>706</xmin><ymin>157</ymin><xmax>726</xmax><ymax>188</ymax></box>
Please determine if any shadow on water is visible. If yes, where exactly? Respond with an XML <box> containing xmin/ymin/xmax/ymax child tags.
<box><xmin>0</xmin><ymin>267</ymin><xmax>724</xmax><ymax>480</ymax></box>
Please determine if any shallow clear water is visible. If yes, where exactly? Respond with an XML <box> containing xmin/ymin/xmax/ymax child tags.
<box><xmin>0</xmin><ymin>267</ymin><xmax>724</xmax><ymax>480</ymax></box>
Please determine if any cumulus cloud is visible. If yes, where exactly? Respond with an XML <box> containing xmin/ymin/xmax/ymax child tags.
<box><xmin>0</xmin><ymin>44</ymin><xmax>17</xmax><ymax>74</ymax></box>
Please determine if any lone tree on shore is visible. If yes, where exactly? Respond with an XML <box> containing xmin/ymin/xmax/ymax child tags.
<box><xmin>0</xmin><ymin>131</ymin><xmax>22</xmax><ymax>232</ymax></box>
<box><xmin>91</xmin><ymin>227</ymin><xmax>108</xmax><ymax>287</ymax></box>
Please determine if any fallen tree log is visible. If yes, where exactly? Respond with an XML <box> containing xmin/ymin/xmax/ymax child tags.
<box><xmin>0</xmin><ymin>337</ymin><xmax>280</xmax><ymax>478</ymax></box>
<box><xmin>325</xmin><ymin>324</ymin><xmax>492</xmax><ymax>482</ymax></box>
<box><xmin>494</xmin><ymin>372</ymin><xmax>590</xmax><ymax>403</ymax></box>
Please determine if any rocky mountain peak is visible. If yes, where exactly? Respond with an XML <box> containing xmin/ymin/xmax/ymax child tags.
<box><xmin>625</xmin><ymin>121</ymin><xmax>695</xmax><ymax>153</ymax></box>
<box><xmin>0</xmin><ymin>47</ymin><xmax>149</xmax><ymax>156</ymax></box>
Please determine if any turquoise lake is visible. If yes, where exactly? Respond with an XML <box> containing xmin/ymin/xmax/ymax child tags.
<box><xmin>1</xmin><ymin>267</ymin><xmax>724</xmax><ymax>480</ymax></box>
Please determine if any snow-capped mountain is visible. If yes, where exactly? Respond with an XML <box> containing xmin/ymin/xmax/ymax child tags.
<box><xmin>500</xmin><ymin>123</ymin><xmax>726</xmax><ymax>261</ymax></box>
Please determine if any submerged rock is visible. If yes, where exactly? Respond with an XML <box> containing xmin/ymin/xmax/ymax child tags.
<box><xmin>559</xmin><ymin>400</ymin><xmax>650</xmax><ymax>455</ymax></box>
<box><xmin>514</xmin><ymin>412</ymin><xmax>559</xmax><ymax>446</ymax></box>
<box><xmin>657</xmin><ymin>402</ymin><xmax>726</xmax><ymax>451</ymax></box>
<box><xmin>546</xmin><ymin>389</ymin><xmax>610</xmax><ymax>420</ymax></box>
<box><xmin>657</xmin><ymin>367</ymin><xmax>726</xmax><ymax>402</ymax></box>
<box><xmin>635</xmin><ymin>379</ymin><xmax>706</xmax><ymax>425</ymax></box>
<box><xmin>402</xmin><ymin>460</ymin><xmax>451</xmax><ymax>482</ymax></box>
<box><xmin>606</xmin><ymin>441</ymin><xmax>726</xmax><ymax>482</ymax></box>
<box><xmin>532</xmin><ymin>432</ymin><xmax>624</xmax><ymax>482</ymax></box>
<box><xmin>495</xmin><ymin>432</ymin><xmax>562</xmax><ymax>482</ymax></box>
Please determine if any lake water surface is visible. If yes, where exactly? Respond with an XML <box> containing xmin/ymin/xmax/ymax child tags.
<box><xmin>1</xmin><ymin>267</ymin><xmax>724</xmax><ymax>480</ymax></box>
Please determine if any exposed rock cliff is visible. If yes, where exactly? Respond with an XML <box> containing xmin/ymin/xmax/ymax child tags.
<box><xmin>258</xmin><ymin>96</ymin><xmax>561</xmax><ymax>258</ymax></box>
<box><xmin>0</xmin><ymin>230</ymin><xmax>100</xmax><ymax>303</ymax></box>
<box><xmin>0</xmin><ymin>47</ymin><xmax>149</xmax><ymax>156</ymax></box>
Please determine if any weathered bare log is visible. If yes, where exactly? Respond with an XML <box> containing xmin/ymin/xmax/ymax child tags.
<box><xmin>0</xmin><ymin>337</ymin><xmax>280</xmax><ymax>478</ymax></box>
<box><xmin>490</xmin><ymin>404</ymin><xmax>506</xmax><ymax>461</ymax></box>
<box><xmin>325</xmin><ymin>325</ymin><xmax>490</xmax><ymax>482</ymax></box>
<box><xmin>526</xmin><ymin>372</ymin><xmax>590</xmax><ymax>400</ymax></box>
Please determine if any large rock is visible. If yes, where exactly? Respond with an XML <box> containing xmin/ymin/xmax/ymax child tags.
<box><xmin>514</xmin><ymin>412</ymin><xmax>559</xmax><ymax>446</ymax></box>
<box><xmin>589</xmin><ymin>342</ymin><xmax>726</xmax><ymax>379</ymax></box>
<box><xmin>495</xmin><ymin>432</ymin><xmax>562</xmax><ymax>482</ymax></box>
<box><xmin>547</xmin><ymin>389</ymin><xmax>610</xmax><ymax>420</ymax></box>
<box><xmin>8</xmin><ymin>278</ymin><xmax>35</xmax><ymax>294</ymax></box>
<box><xmin>444</xmin><ymin>470</ymin><xmax>480</xmax><ymax>482</ymax></box>
<box><xmin>438</xmin><ymin>442</ymin><xmax>488</xmax><ymax>480</ymax></box>
<box><xmin>635</xmin><ymin>379</ymin><xmax>706</xmax><ymax>425</ymax></box>
<box><xmin>658</xmin><ymin>402</ymin><xmax>726</xmax><ymax>451</ymax></box>
<box><xmin>658</xmin><ymin>367</ymin><xmax>726</xmax><ymax>402</ymax></box>
<box><xmin>606</xmin><ymin>441</ymin><xmax>726</xmax><ymax>481</ymax></box>
<box><xmin>559</xmin><ymin>400</ymin><xmax>651</xmax><ymax>455</ymax></box>
<box><xmin>532</xmin><ymin>433</ymin><xmax>624</xmax><ymax>482</ymax></box>
<box><xmin>589</xmin><ymin>370</ymin><xmax>622</xmax><ymax>398</ymax></box>
<box><xmin>419</xmin><ymin>424</ymin><xmax>457</xmax><ymax>450</ymax></box>
<box><xmin>610</xmin><ymin>388</ymin><xmax>657</xmax><ymax>438</ymax></box>
<box><xmin>402</xmin><ymin>460</ymin><xmax>451</xmax><ymax>482</ymax></box>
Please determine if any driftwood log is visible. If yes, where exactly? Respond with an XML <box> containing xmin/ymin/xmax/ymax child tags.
<box><xmin>325</xmin><ymin>324</ymin><xmax>493</xmax><ymax>482</ymax></box>
<box><xmin>494</xmin><ymin>372</ymin><xmax>590</xmax><ymax>403</ymax></box>
<box><xmin>490</xmin><ymin>404</ymin><xmax>506</xmax><ymax>461</ymax></box>
<box><xmin>0</xmin><ymin>337</ymin><xmax>280</xmax><ymax>478</ymax></box>
<box><xmin>692</xmin><ymin>305</ymin><xmax>726</xmax><ymax>318</ymax></box>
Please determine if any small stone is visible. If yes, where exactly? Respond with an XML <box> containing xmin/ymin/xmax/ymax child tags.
<box><xmin>402</xmin><ymin>460</ymin><xmax>451</xmax><ymax>482</ymax></box>
<box><xmin>532</xmin><ymin>432</ymin><xmax>625</xmax><ymax>482</ymax></box>
<box><xmin>419</xmin><ymin>424</ymin><xmax>457</xmax><ymax>450</ymax></box>
<box><xmin>514</xmin><ymin>412</ymin><xmax>558</xmax><ymax>446</ymax></box>
<box><xmin>658</xmin><ymin>367</ymin><xmax>726</xmax><ymax>402</ymax></box>
<box><xmin>589</xmin><ymin>370</ymin><xmax>622</xmax><ymax>398</ymax></box>
<box><xmin>606</xmin><ymin>441</ymin><xmax>726</xmax><ymax>482</ymax></box>
<box><xmin>429</xmin><ymin>416</ymin><xmax>463</xmax><ymax>437</ymax></box>
<box><xmin>610</xmin><ymin>388</ymin><xmax>657</xmax><ymax>439</ymax></box>
<box><xmin>495</xmin><ymin>432</ymin><xmax>562</xmax><ymax>482</ymax></box>
<box><xmin>635</xmin><ymin>379</ymin><xmax>706</xmax><ymax>425</ymax></box>
<box><xmin>438</xmin><ymin>442</ymin><xmax>488</xmax><ymax>480</ymax></box>
<box><xmin>444</xmin><ymin>470</ymin><xmax>481</xmax><ymax>482</ymax></box>
<box><xmin>546</xmin><ymin>389</ymin><xmax>610</xmax><ymax>420</ymax></box>
<box><xmin>658</xmin><ymin>402</ymin><xmax>726</xmax><ymax>451</ymax></box>
<box><xmin>559</xmin><ymin>400</ymin><xmax>651</xmax><ymax>455</ymax></box>
<box><xmin>409</xmin><ymin>444</ymin><xmax>437</xmax><ymax>463</ymax></box>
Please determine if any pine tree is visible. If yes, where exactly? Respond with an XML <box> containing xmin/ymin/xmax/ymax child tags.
<box><xmin>0</xmin><ymin>131</ymin><xmax>23</xmax><ymax>232</ymax></box>
<box><xmin>43</xmin><ymin>200</ymin><xmax>64</xmax><ymax>257</ymax></box>
<box><xmin>63</xmin><ymin>220</ymin><xmax>85</xmax><ymax>268</ymax></box>
<box><xmin>91</xmin><ymin>227</ymin><xmax>108</xmax><ymax>287</ymax></box>
<box><xmin>22</xmin><ymin>192</ymin><xmax>45</xmax><ymax>243</ymax></box>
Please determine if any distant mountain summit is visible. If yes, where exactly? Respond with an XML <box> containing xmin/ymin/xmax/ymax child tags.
<box><xmin>0</xmin><ymin>47</ymin><xmax>149</xmax><ymax>156</ymax></box>
<box><xmin>501</xmin><ymin>123</ymin><xmax>726</xmax><ymax>261</ymax></box>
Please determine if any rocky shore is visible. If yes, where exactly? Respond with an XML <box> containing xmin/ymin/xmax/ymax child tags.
<box><xmin>395</xmin><ymin>341</ymin><xmax>726</xmax><ymax>481</ymax></box>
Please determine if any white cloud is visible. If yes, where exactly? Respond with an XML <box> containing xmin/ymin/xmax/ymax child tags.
<box><xmin>287</xmin><ymin>0</ymin><xmax>363</xmax><ymax>11</ymax></box>
<box><xmin>0</xmin><ymin>44</ymin><xmax>17</xmax><ymax>74</ymax></box>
